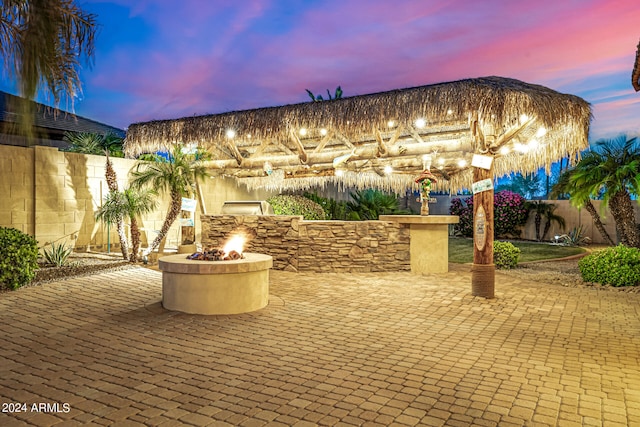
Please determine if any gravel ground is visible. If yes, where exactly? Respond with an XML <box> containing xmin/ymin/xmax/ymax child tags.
<box><xmin>32</xmin><ymin>252</ymin><xmax>137</xmax><ymax>285</ymax></box>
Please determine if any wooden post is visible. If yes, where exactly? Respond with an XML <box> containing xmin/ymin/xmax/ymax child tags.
<box><xmin>471</xmin><ymin>163</ymin><xmax>495</xmax><ymax>298</ymax></box>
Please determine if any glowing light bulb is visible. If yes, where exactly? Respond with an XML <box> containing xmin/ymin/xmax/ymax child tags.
<box><xmin>384</xmin><ymin>165</ymin><xmax>393</xmax><ymax>175</ymax></box>
<box><xmin>335</xmin><ymin>169</ymin><xmax>344</xmax><ymax>177</ymax></box>
<box><xmin>458</xmin><ymin>159</ymin><xmax>467</xmax><ymax>168</ymax></box>
<box><xmin>438</xmin><ymin>158</ymin><xmax>445</xmax><ymax>165</ymax></box>
<box><xmin>535</xmin><ymin>126</ymin><xmax>547</xmax><ymax>137</ymax></box>
<box><xmin>528</xmin><ymin>139</ymin><xmax>539</xmax><ymax>149</ymax></box>
<box><xmin>415</xmin><ymin>118</ymin><xmax>426</xmax><ymax>128</ymax></box>
<box><xmin>387</xmin><ymin>120</ymin><xmax>395</xmax><ymax>128</ymax></box>
<box><xmin>500</xmin><ymin>146</ymin><xmax>510</xmax><ymax>155</ymax></box>
<box><xmin>447</xmin><ymin>109</ymin><xmax>453</xmax><ymax>115</ymax></box>
<box><xmin>320</xmin><ymin>128</ymin><xmax>328</xmax><ymax>136</ymax></box>
<box><xmin>519</xmin><ymin>114</ymin><xmax>529</xmax><ymax>123</ymax></box>
<box><xmin>226</xmin><ymin>129</ymin><xmax>236</xmax><ymax>139</ymax></box>
<box><xmin>299</xmin><ymin>128</ymin><xmax>308</xmax><ymax>136</ymax></box>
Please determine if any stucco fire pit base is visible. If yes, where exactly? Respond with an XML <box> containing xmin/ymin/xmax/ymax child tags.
<box><xmin>159</xmin><ymin>253</ymin><xmax>273</xmax><ymax>315</ymax></box>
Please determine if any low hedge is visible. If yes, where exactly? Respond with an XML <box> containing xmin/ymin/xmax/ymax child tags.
<box><xmin>578</xmin><ymin>245</ymin><xmax>640</xmax><ymax>287</ymax></box>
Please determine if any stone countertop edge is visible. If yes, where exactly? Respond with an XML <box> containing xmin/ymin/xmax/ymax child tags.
<box><xmin>379</xmin><ymin>215</ymin><xmax>460</xmax><ymax>225</ymax></box>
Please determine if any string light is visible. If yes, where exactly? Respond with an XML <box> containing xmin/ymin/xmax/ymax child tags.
<box><xmin>535</xmin><ymin>126</ymin><xmax>547</xmax><ymax>137</ymax></box>
<box><xmin>320</xmin><ymin>128</ymin><xmax>328</xmax><ymax>136</ymax></box>
<box><xmin>226</xmin><ymin>129</ymin><xmax>236</xmax><ymax>139</ymax></box>
<box><xmin>384</xmin><ymin>165</ymin><xmax>393</xmax><ymax>175</ymax></box>
<box><xmin>457</xmin><ymin>159</ymin><xmax>467</xmax><ymax>168</ymax></box>
<box><xmin>415</xmin><ymin>118</ymin><xmax>426</xmax><ymax>128</ymax></box>
<box><xmin>387</xmin><ymin>120</ymin><xmax>395</xmax><ymax>128</ymax></box>
<box><xmin>299</xmin><ymin>128</ymin><xmax>308</xmax><ymax>136</ymax></box>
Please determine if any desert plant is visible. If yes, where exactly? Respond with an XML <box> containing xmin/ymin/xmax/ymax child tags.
<box><xmin>578</xmin><ymin>245</ymin><xmax>640</xmax><ymax>287</ymax></box>
<box><xmin>557</xmin><ymin>226</ymin><xmax>591</xmax><ymax>246</ymax></box>
<box><xmin>42</xmin><ymin>242</ymin><xmax>73</xmax><ymax>266</ymax></box>
<box><xmin>267</xmin><ymin>194</ymin><xmax>326</xmax><ymax>220</ymax></box>
<box><xmin>0</xmin><ymin>227</ymin><xmax>39</xmax><ymax>290</ymax></box>
<box><xmin>493</xmin><ymin>241</ymin><xmax>520</xmax><ymax>269</ymax></box>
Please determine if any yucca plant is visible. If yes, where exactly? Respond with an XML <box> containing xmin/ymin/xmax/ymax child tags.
<box><xmin>42</xmin><ymin>242</ymin><xmax>73</xmax><ymax>267</ymax></box>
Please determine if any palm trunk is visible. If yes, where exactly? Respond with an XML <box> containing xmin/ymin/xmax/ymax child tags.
<box><xmin>105</xmin><ymin>155</ymin><xmax>129</xmax><ymax>259</ymax></box>
<box><xmin>144</xmin><ymin>191</ymin><xmax>182</xmax><ymax>255</ymax></box>
<box><xmin>542</xmin><ymin>219</ymin><xmax>552</xmax><ymax>241</ymax></box>
<box><xmin>116</xmin><ymin>219</ymin><xmax>129</xmax><ymax>260</ymax></box>
<box><xmin>609</xmin><ymin>190</ymin><xmax>640</xmax><ymax>248</ymax></box>
<box><xmin>534</xmin><ymin>213</ymin><xmax>542</xmax><ymax>241</ymax></box>
<box><xmin>129</xmin><ymin>216</ymin><xmax>141</xmax><ymax>263</ymax></box>
<box><xmin>584</xmin><ymin>199</ymin><xmax>615</xmax><ymax>246</ymax></box>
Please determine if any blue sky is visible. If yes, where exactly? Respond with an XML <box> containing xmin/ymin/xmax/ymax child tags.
<box><xmin>2</xmin><ymin>0</ymin><xmax>639</xmax><ymax>141</ymax></box>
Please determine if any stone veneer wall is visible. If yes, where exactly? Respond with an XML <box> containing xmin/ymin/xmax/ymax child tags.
<box><xmin>201</xmin><ymin>215</ymin><xmax>410</xmax><ymax>272</ymax></box>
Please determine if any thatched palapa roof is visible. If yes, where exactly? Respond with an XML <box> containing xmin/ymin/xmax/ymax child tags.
<box><xmin>124</xmin><ymin>76</ymin><xmax>591</xmax><ymax>194</ymax></box>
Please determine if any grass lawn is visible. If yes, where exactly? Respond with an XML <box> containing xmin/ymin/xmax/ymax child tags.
<box><xmin>449</xmin><ymin>237</ymin><xmax>587</xmax><ymax>264</ymax></box>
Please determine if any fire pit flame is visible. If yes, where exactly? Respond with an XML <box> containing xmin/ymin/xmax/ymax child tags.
<box><xmin>223</xmin><ymin>234</ymin><xmax>246</xmax><ymax>256</ymax></box>
<box><xmin>186</xmin><ymin>233</ymin><xmax>247</xmax><ymax>261</ymax></box>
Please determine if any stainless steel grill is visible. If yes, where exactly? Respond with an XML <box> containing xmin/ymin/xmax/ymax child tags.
<box><xmin>221</xmin><ymin>201</ymin><xmax>274</xmax><ymax>215</ymax></box>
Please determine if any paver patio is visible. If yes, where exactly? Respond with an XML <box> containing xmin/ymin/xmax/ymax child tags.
<box><xmin>1</xmin><ymin>265</ymin><xmax>639</xmax><ymax>426</ymax></box>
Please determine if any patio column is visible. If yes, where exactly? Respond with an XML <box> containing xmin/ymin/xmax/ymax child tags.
<box><xmin>471</xmin><ymin>161</ymin><xmax>495</xmax><ymax>298</ymax></box>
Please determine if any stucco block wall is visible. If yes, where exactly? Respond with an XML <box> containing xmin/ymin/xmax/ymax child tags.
<box><xmin>0</xmin><ymin>145</ymin><xmax>274</xmax><ymax>253</ymax></box>
<box><xmin>0</xmin><ymin>145</ymin><xmax>35</xmax><ymax>234</ymax></box>
<box><xmin>201</xmin><ymin>215</ymin><xmax>410</xmax><ymax>272</ymax></box>
<box><xmin>521</xmin><ymin>200</ymin><xmax>640</xmax><ymax>244</ymax></box>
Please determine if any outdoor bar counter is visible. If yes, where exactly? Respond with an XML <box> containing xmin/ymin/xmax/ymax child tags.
<box><xmin>379</xmin><ymin>215</ymin><xmax>459</xmax><ymax>274</ymax></box>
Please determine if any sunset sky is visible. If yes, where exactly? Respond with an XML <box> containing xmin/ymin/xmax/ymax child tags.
<box><xmin>3</xmin><ymin>0</ymin><xmax>640</xmax><ymax>141</ymax></box>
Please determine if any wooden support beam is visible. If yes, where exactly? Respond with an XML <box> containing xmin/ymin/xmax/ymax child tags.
<box><xmin>225</xmin><ymin>140</ymin><xmax>244</xmax><ymax>166</ymax></box>
<box><xmin>312</xmin><ymin>130</ymin><xmax>335</xmax><ymax>153</ymax></box>
<box><xmin>491</xmin><ymin>117</ymin><xmax>536</xmax><ymax>152</ymax></box>
<box><xmin>374</xmin><ymin>128</ymin><xmax>388</xmax><ymax>157</ymax></box>
<box><xmin>289</xmin><ymin>130</ymin><xmax>309</xmax><ymax>163</ymax></box>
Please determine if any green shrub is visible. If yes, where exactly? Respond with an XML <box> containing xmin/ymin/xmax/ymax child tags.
<box><xmin>0</xmin><ymin>227</ymin><xmax>39</xmax><ymax>290</ymax></box>
<box><xmin>578</xmin><ymin>245</ymin><xmax>640</xmax><ymax>287</ymax></box>
<box><xmin>43</xmin><ymin>242</ymin><xmax>73</xmax><ymax>267</ymax></box>
<box><xmin>303</xmin><ymin>192</ymin><xmax>348</xmax><ymax>220</ymax></box>
<box><xmin>346</xmin><ymin>189</ymin><xmax>410</xmax><ymax>220</ymax></box>
<box><xmin>267</xmin><ymin>194</ymin><xmax>326</xmax><ymax>220</ymax></box>
<box><xmin>494</xmin><ymin>241</ymin><xmax>520</xmax><ymax>269</ymax></box>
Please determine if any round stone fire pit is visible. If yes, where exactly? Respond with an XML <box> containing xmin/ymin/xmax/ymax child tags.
<box><xmin>159</xmin><ymin>253</ymin><xmax>273</xmax><ymax>315</ymax></box>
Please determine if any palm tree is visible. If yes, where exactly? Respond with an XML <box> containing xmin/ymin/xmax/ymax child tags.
<box><xmin>553</xmin><ymin>168</ymin><xmax>615</xmax><ymax>246</ymax></box>
<box><xmin>94</xmin><ymin>187</ymin><xmax>157</xmax><ymax>262</ymax></box>
<box><xmin>129</xmin><ymin>146</ymin><xmax>209</xmax><ymax>255</ymax></box>
<box><xmin>1</xmin><ymin>0</ymin><xmax>97</xmax><ymax>137</ymax></box>
<box><xmin>561</xmin><ymin>136</ymin><xmax>640</xmax><ymax>247</ymax></box>
<box><xmin>525</xmin><ymin>201</ymin><xmax>566</xmax><ymax>241</ymax></box>
<box><xmin>122</xmin><ymin>188</ymin><xmax>157</xmax><ymax>262</ymax></box>
<box><xmin>541</xmin><ymin>204</ymin><xmax>566</xmax><ymax>241</ymax></box>
<box><xmin>94</xmin><ymin>190</ymin><xmax>129</xmax><ymax>260</ymax></box>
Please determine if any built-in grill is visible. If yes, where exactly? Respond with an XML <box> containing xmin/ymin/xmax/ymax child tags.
<box><xmin>221</xmin><ymin>201</ymin><xmax>274</xmax><ymax>215</ymax></box>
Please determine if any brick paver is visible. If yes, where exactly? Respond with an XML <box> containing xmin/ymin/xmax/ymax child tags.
<box><xmin>1</xmin><ymin>265</ymin><xmax>639</xmax><ymax>426</ymax></box>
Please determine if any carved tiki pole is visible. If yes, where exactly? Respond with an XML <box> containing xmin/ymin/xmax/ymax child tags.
<box><xmin>471</xmin><ymin>163</ymin><xmax>495</xmax><ymax>298</ymax></box>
